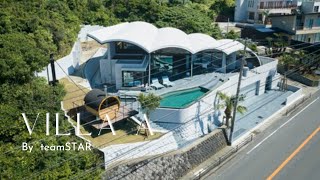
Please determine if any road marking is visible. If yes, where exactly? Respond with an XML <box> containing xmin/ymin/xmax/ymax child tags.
<box><xmin>266</xmin><ymin>126</ymin><xmax>320</xmax><ymax>180</ymax></box>
<box><xmin>246</xmin><ymin>97</ymin><xmax>319</xmax><ymax>154</ymax></box>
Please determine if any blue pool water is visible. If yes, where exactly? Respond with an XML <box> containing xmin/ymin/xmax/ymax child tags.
<box><xmin>160</xmin><ymin>87</ymin><xmax>208</xmax><ymax>108</ymax></box>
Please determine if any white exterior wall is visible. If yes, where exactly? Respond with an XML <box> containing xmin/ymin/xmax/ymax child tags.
<box><xmin>100</xmin><ymin>60</ymin><xmax>108</xmax><ymax>84</ymax></box>
<box><xmin>285</xmin><ymin>84</ymin><xmax>302</xmax><ymax>105</ymax></box>
<box><xmin>115</xmin><ymin>63</ymin><xmax>123</xmax><ymax>89</ymax></box>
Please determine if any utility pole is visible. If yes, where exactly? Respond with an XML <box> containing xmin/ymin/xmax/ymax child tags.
<box><xmin>228</xmin><ymin>38</ymin><xmax>248</xmax><ymax>145</ymax></box>
<box><xmin>227</xmin><ymin>18</ymin><xmax>229</xmax><ymax>34</ymax></box>
<box><xmin>49</xmin><ymin>53</ymin><xmax>57</xmax><ymax>86</ymax></box>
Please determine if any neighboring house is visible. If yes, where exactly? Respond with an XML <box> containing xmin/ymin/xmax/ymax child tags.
<box><xmin>235</xmin><ymin>0</ymin><xmax>320</xmax><ymax>43</ymax></box>
<box><xmin>235</xmin><ymin>0</ymin><xmax>297</xmax><ymax>23</ymax></box>
<box><xmin>270</xmin><ymin>0</ymin><xmax>320</xmax><ymax>43</ymax></box>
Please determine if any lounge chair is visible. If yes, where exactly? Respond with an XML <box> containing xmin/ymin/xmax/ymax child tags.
<box><xmin>162</xmin><ymin>76</ymin><xmax>175</xmax><ymax>87</ymax></box>
<box><xmin>151</xmin><ymin>78</ymin><xmax>164</xmax><ymax>90</ymax></box>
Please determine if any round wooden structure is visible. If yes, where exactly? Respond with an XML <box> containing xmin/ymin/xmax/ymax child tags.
<box><xmin>84</xmin><ymin>89</ymin><xmax>120</xmax><ymax>121</ymax></box>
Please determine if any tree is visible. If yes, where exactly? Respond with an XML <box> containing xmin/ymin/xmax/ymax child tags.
<box><xmin>0</xmin><ymin>0</ymin><xmax>235</xmax><ymax>178</ymax></box>
<box><xmin>224</xmin><ymin>30</ymin><xmax>239</xmax><ymax>40</ymax></box>
<box><xmin>265</xmin><ymin>33</ymin><xmax>289</xmax><ymax>57</ymax></box>
<box><xmin>280</xmin><ymin>52</ymin><xmax>296</xmax><ymax>71</ymax></box>
<box><xmin>215</xmin><ymin>92</ymin><xmax>247</xmax><ymax>128</ymax></box>
<box><xmin>155</xmin><ymin>6</ymin><xmax>222</xmax><ymax>38</ymax></box>
<box><xmin>137</xmin><ymin>93</ymin><xmax>161</xmax><ymax>118</ymax></box>
<box><xmin>262</xmin><ymin>10</ymin><xmax>270</xmax><ymax>25</ymax></box>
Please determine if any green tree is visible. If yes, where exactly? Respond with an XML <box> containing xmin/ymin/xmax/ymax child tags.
<box><xmin>137</xmin><ymin>93</ymin><xmax>161</xmax><ymax>118</ymax></box>
<box><xmin>262</xmin><ymin>10</ymin><xmax>270</xmax><ymax>24</ymax></box>
<box><xmin>215</xmin><ymin>92</ymin><xmax>247</xmax><ymax>128</ymax></box>
<box><xmin>155</xmin><ymin>6</ymin><xmax>222</xmax><ymax>38</ymax></box>
<box><xmin>279</xmin><ymin>52</ymin><xmax>297</xmax><ymax>71</ymax></box>
<box><xmin>225</xmin><ymin>30</ymin><xmax>239</xmax><ymax>40</ymax></box>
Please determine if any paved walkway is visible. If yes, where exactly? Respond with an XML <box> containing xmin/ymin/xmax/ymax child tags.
<box><xmin>233</xmin><ymin>90</ymin><xmax>293</xmax><ymax>140</ymax></box>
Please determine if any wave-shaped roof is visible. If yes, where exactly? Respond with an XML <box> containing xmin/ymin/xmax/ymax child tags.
<box><xmin>88</xmin><ymin>21</ymin><xmax>246</xmax><ymax>55</ymax></box>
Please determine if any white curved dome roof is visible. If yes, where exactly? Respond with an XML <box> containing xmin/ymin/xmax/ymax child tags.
<box><xmin>88</xmin><ymin>21</ymin><xmax>246</xmax><ymax>55</ymax></box>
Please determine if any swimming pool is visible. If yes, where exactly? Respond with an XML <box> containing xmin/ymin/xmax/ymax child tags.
<box><xmin>160</xmin><ymin>87</ymin><xmax>209</xmax><ymax>108</ymax></box>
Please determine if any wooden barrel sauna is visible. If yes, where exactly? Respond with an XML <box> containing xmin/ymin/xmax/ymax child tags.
<box><xmin>84</xmin><ymin>89</ymin><xmax>120</xmax><ymax>121</ymax></box>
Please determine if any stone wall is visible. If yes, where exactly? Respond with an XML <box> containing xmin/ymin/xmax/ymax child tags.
<box><xmin>102</xmin><ymin>129</ymin><xmax>227</xmax><ymax>180</ymax></box>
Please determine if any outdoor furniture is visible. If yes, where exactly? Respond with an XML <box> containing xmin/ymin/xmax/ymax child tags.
<box><xmin>162</xmin><ymin>76</ymin><xmax>175</xmax><ymax>87</ymax></box>
<box><xmin>151</xmin><ymin>78</ymin><xmax>165</xmax><ymax>90</ymax></box>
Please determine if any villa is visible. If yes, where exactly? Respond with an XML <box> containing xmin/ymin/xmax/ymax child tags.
<box><xmin>86</xmin><ymin>21</ymin><xmax>262</xmax><ymax>90</ymax></box>
<box><xmin>39</xmin><ymin>21</ymin><xmax>302</xmax><ymax>168</ymax></box>
<box><xmin>84</xmin><ymin>21</ymin><xmax>282</xmax><ymax>126</ymax></box>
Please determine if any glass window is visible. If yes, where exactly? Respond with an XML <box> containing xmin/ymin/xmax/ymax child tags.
<box><xmin>152</xmin><ymin>55</ymin><xmax>173</xmax><ymax>75</ymax></box>
<box><xmin>248</xmin><ymin>12</ymin><xmax>255</xmax><ymax>20</ymax></box>
<box><xmin>248</xmin><ymin>0</ymin><xmax>254</xmax><ymax>8</ymax></box>
<box><xmin>258</xmin><ymin>14</ymin><xmax>263</xmax><ymax>21</ymax></box>
<box><xmin>122</xmin><ymin>71</ymin><xmax>145</xmax><ymax>87</ymax></box>
<box><xmin>115</xmin><ymin>42</ymin><xmax>145</xmax><ymax>54</ymax></box>
<box><xmin>309</xmin><ymin>19</ymin><xmax>314</xmax><ymax>28</ymax></box>
<box><xmin>314</xmin><ymin>6</ymin><xmax>319</xmax><ymax>13</ymax></box>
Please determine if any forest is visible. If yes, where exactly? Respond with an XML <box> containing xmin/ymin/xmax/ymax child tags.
<box><xmin>0</xmin><ymin>0</ymin><xmax>234</xmax><ymax>179</ymax></box>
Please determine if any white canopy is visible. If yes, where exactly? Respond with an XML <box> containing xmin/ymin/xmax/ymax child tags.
<box><xmin>88</xmin><ymin>21</ymin><xmax>246</xmax><ymax>55</ymax></box>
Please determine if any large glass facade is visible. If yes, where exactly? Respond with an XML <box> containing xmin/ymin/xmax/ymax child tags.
<box><xmin>192</xmin><ymin>51</ymin><xmax>224</xmax><ymax>75</ymax></box>
<box><xmin>122</xmin><ymin>71</ymin><xmax>146</xmax><ymax>87</ymax></box>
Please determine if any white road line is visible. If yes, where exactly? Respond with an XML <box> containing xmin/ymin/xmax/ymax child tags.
<box><xmin>246</xmin><ymin>97</ymin><xmax>319</xmax><ymax>155</ymax></box>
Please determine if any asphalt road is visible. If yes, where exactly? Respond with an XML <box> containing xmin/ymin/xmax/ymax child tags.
<box><xmin>204</xmin><ymin>90</ymin><xmax>320</xmax><ymax>180</ymax></box>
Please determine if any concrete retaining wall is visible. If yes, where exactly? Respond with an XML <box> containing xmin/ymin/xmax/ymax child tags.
<box><xmin>102</xmin><ymin>129</ymin><xmax>227</xmax><ymax>180</ymax></box>
<box><xmin>285</xmin><ymin>85</ymin><xmax>303</xmax><ymax>105</ymax></box>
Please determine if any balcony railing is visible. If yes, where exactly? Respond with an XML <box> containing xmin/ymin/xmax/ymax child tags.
<box><xmin>258</xmin><ymin>1</ymin><xmax>297</xmax><ymax>9</ymax></box>
<box><xmin>258</xmin><ymin>5</ymin><xmax>297</xmax><ymax>9</ymax></box>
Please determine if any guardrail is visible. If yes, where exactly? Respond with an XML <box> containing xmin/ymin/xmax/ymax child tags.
<box><xmin>193</xmin><ymin>134</ymin><xmax>254</xmax><ymax>179</ymax></box>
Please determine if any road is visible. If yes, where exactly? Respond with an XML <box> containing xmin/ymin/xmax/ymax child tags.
<box><xmin>204</xmin><ymin>91</ymin><xmax>320</xmax><ymax>180</ymax></box>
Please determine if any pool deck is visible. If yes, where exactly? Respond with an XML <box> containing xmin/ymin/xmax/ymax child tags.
<box><xmin>150</xmin><ymin>72</ymin><xmax>235</xmax><ymax>96</ymax></box>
